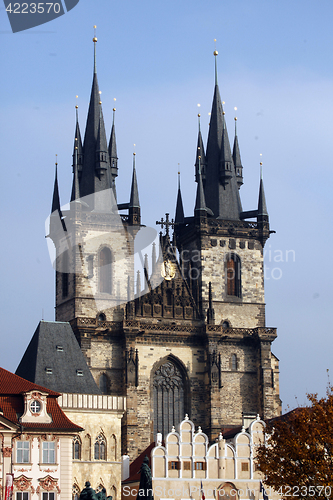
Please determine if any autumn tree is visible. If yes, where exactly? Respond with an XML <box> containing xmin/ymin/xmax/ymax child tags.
<box><xmin>256</xmin><ymin>387</ymin><xmax>333</xmax><ymax>499</ymax></box>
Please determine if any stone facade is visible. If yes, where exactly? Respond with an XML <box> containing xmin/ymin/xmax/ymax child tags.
<box><xmin>49</xmin><ymin>43</ymin><xmax>282</xmax><ymax>463</ymax></box>
<box><xmin>58</xmin><ymin>393</ymin><xmax>125</xmax><ymax>500</ymax></box>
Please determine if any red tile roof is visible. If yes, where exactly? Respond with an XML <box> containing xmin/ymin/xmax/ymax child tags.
<box><xmin>0</xmin><ymin>367</ymin><xmax>82</xmax><ymax>432</ymax></box>
<box><xmin>0</xmin><ymin>367</ymin><xmax>60</xmax><ymax>396</ymax></box>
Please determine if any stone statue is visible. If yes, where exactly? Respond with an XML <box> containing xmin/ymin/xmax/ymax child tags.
<box><xmin>137</xmin><ymin>456</ymin><xmax>153</xmax><ymax>500</ymax></box>
<box><xmin>79</xmin><ymin>482</ymin><xmax>98</xmax><ymax>500</ymax></box>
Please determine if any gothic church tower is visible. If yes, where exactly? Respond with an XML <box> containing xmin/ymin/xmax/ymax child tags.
<box><xmin>48</xmin><ymin>39</ymin><xmax>281</xmax><ymax>461</ymax></box>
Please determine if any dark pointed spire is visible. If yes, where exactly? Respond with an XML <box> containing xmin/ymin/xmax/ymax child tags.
<box><xmin>195</xmin><ymin>157</ymin><xmax>207</xmax><ymax>216</ymax></box>
<box><xmin>175</xmin><ymin>172</ymin><xmax>185</xmax><ymax>224</ymax></box>
<box><xmin>219</xmin><ymin>115</ymin><xmax>233</xmax><ymax>184</ymax></box>
<box><xmin>232</xmin><ymin>113</ymin><xmax>243</xmax><ymax>188</ymax></box>
<box><xmin>109</xmin><ymin>103</ymin><xmax>118</xmax><ymax>197</ymax></box>
<box><xmin>203</xmin><ymin>46</ymin><xmax>242</xmax><ymax>220</ymax></box>
<box><xmin>95</xmin><ymin>106</ymin><xmax>110</xmax><ymax>177</ymax></box>
<box><xmin>51</xmin><ymin>157</ymin><xmax>61</xmax><ymax>214</ymax></box>
<box><xmin>50</xmin><ymin>157</ymin><xmax>66</xmax><ymax>238</ymax></box>
<box><xmin>129</xmin><ymin>152</ymin><xmax>141</xmax><ymax>225</ymax></box>
<box><xmin>130</xmin><ymin>153</ymin><xmax>140</xmax><ymax>208</ymax></box>
<box><xmin>71</xmin><ymin>105</ymin><xmax>82</xmax><ymax>202</ymax></box>
<box><xmin>258</xmin><ymin>162</ymin><xmax>268</xmax><ymax>217</ymax></box>
<box><xmin>79</xmin><ymin>32</ymin><xmax>111</xmax><ymax>202</ymax></box>
<box><xmin>71</xmin><ymin>138</ymin><xmax>81</xmax><ymax>202</ymax></box>
<box><xmin>195</xmin><ymin>112</ymin><xmax>206</xmax><ymax>183</ymax></box>
<box><xmin>72</xmin><ymin>103</ymin><xmax>83</xmax><ymax>173</ymax></box>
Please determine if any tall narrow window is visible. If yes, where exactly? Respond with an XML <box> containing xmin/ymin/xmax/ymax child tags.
<box><xmin>42</xmin><ymin>441</ymin><xmax>55</xmax><ymax>463</ymax></box>
<box><xmin>226</xmin><ymin>254</ymin><xmax>241</xmax><ymax>297</ymax></box>
<box><xmin>73</xmin><ymin>436</ymin><xmax>81</xmax><ymax>460</ymax></box>
<box><xmin>16</xmin><ymin>441</ymin><xmax>29</xmax><ymax>463</ymax></box>
<box><xmin>99</xmin><ymin>373</ymin><xmax>108</xmax><ymax>394</ymax></box>
<box><xmin>153</xmin><ymin>359</ymin><xmax>186</xmax><ymax>439</ymax></box>
<box><xmin>94</xmin><ymin>434</ymin><xmax>106</xmax><ymax>460</ymax></box>
<box><xmin>231</xmin><ymin>354</ymin><xmax>238</xmax><ymax>371</ymax></box>
<box><xmin>99</xmin><ymin>247</ymin><xmax>112</xmax><ymax>294</ymax></box>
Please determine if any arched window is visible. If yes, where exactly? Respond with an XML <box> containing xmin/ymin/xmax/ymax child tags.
<box><xmin>99</xmin><ymin>247</ymin><xmax>112</xmax><ymax>294</ymax></box>
<box><xmin>226</xmin><ymin>253</ymin><xmax>241</xmax><ymax>297</ymax></box>
<box><xmin>153</xmin><ymin>359</ymin><xmax>186</xmax><ymax>439</ymax></box>
<box><xmin>222</xmin><ymin>321</ymin><xmax>230</xmax><ymax>329</ymax></box>
<box><xmin>99</xmin><ymin>373</ymin><xmax>108</xmax><ymax>394</ymax></box>
<box><xmin>230</xmin><ymin>354</ymin><xmax>238</xmax><ymax>371</ymax></box>
<box><xmin>98</xmin><ymin>312</ymin><xmax>106</xmax><ymax>322</ymax></box>
<box><xmin>72</xmin><ymin>435</ymin><xmax>81</xmax><ymax>460</ymax></box>
<box><xmin>94</xmin><ymin>434</ymin><xmax>106</xmax><ymax>460</ymax></box>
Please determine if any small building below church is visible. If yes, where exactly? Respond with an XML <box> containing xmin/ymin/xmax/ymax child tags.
<box><xmin>123</xmin><ymin>416</ymin><xmax>279</xmax><ymax>500</ymax></box>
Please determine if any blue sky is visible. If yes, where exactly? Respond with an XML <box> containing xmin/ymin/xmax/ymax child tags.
<box><xmin>0</xmin><ymin>0</ymin><xmax>332</xmax><ymax>413</ymax></box>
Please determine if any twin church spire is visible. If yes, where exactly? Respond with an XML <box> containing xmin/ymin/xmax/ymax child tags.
<box><xmin>51</xmin><ymin>32</ymin><xmax>139</xmax><ymax>221</ymax></box>
<box><xmin>176</xmin><ymin>46</ymin><xmax>269</xmax><ymax>230</ymax></box>
<box><xmin>51</xmin><ymin>36</ymin><xmax>269</xmax><ymax>238</ymax></box>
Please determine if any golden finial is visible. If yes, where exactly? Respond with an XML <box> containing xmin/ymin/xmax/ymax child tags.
<box><xmin>113</xmin><ymin>97</ymin><xmax>116</xmax><ymax>112</ymax></box>
<box><xmin>198</xmin><ymin>114</ymin><xmax>201</xmax><ymax>117</ymax></box>
<box><xmin>93</xmin><ymin>25</ymin><xmax>97</xmax><ymax>42</ymax></box>
<box><xmin>75</xmin><ymin>95</ymin><xmax>78</xmax><ymax>109</ymax></box>
<box><xmin>222</xmin><ymin>111</ymin><xmax>225</xmax><ymax>115</ymax></box>
<box><xmin>133</xmin><ymin>143</ymin><xmax>136</xmax><ymax>156</ymax></box>
<box><xmin>214</xmin><ymin>38</ymin><xmax>218</xmax><ymax>56</ymax></box>
<box><xmin>113</xmin><ymin>108</ymin><xmax>116</xmax><ymax>111</ymax></box>
<box><xmin>234</xmin><ymin>106</ymin><xmax>237</xmax><ymax>120</ymax></box>
<box><xmin>55</xmin><ymin>153</ymin><xmax>58</xmax><ymax>166</ymax></box>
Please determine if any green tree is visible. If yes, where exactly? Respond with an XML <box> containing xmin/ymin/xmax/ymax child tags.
<box><xmin>256</xmin><ymin>388</ymin><xmax>333</xmax><ymax>500</ymax></box>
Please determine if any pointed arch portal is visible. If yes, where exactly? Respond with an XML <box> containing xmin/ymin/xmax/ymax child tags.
<box><xmin>153</xmin><ymin>359</ymin><xmax>186</xmax><ymax>439</ymax></box>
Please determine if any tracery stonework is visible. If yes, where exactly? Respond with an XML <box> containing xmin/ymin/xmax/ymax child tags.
<box><xmin>2</xmin><ymin>446</ymin><xmax>12</xmax><ymax>457</ymax></box>
<box><xmin>153</xmin><ymin>361</ymin><xmax>185</xmax><ymax>438</ymax></box>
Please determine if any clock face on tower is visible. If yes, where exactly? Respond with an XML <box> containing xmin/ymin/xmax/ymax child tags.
<box><xmin>30</xmin><ymin>399</ymin><xmax>42</xmax><ymax>414</ymax></box>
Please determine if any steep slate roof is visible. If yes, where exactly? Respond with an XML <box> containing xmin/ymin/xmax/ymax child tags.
<box><xmin>0</xmin><ymin>367</ymin><xmax>82</xmax><ymax>432</ymax></box>
<box><xmin>15</xmin><ymin>321</ymin><xmax>101</xmax><ymax>395</ymax></box>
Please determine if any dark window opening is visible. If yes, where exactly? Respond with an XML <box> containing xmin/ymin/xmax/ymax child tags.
<box><xmin>99</xmin><ymin>247</ymin><xmax>112</xmax><ymax>294</ymax></box>
<box><xmin>226</xmin><ymin>254</ymin><xmax>241</xmax><ymax>297</ymax></box>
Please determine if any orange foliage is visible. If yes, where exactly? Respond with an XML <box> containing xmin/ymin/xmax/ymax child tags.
<box><xmin>256</xmin><ymin>387</ymin><xmax>333</xmax><ymax>499</ymax></box>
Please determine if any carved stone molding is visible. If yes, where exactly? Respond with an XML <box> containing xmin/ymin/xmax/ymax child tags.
<box><xmin>38</xmin><ymin>476</ymin><xmax>60</xmax><ymax>493</ymax></box>
<box><xmin>2</xmin><ymin>446</ymin><xmax>12</xmax><ymax>457</ymax></box>
<box><xmin>14</xmin><ymin>475</ymin><xmax>33</xmax><ymax>492</ymax></box>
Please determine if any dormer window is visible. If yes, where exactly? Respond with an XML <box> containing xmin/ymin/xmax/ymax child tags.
<box><xmin>56</xmin><ymin>345</ymin><xmax>63</xmax><ymax>352</ymax></box>
<box><xmin>45</xmin><ymin>368</ymin><xmax>52</xmax><ymax>374</ymax></box>
<box><xmin>30</xmin><ymin>400</ymin><xmax>42</xmax><ymax>414</ymax></box>
<box><xmin>76</xmin><ymin>370</ymin><xmax>83</xmax><ymax>377</ymax></box>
